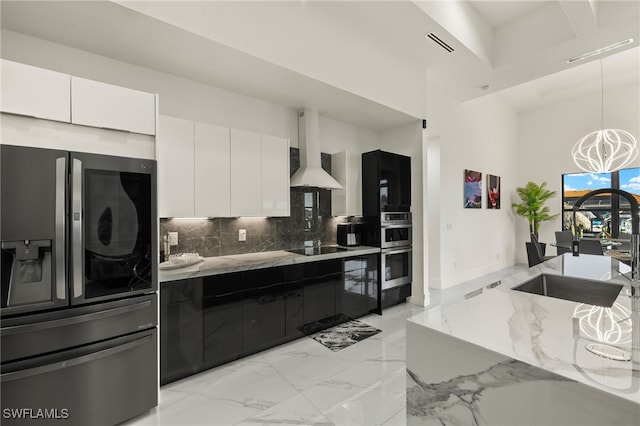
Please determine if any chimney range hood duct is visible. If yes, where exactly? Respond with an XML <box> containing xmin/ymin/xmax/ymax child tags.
<box><xmin>290</xmin><ymin>108</ymin><xmax>343</xmax><ymax>190</ymax></box>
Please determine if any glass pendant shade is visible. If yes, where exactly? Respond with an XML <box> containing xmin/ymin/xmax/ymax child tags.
<box><xmin>572</xmin><ymin>58</ymin><xmax>639</xmax><ymax>173</ymax></box>
<box><xmin>572</xmin><ymin>129</ymin><xmax>638</xmax><ymax>173</ymax></box>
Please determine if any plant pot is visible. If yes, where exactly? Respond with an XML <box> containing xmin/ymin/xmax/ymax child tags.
<box><xmin>525</xmin><ymin>242</ymin><xmax>546</xmax><ymax>267</ymax></box>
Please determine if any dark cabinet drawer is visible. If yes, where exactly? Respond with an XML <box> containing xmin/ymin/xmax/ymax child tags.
<box><xmin>243</xmin><ymin>265</ymin><xmax>303</xmax><ymax>353</ymax></box>
<box><xmin>202</xmin><ymin>273</ymin><xmax>243</xmax><ymax>368</ymax></box>
<box><xmin>161</xmin><ymin>278</ymin><xmax>203</xmax><ymax>304</ymax></box>
<box><xmin>303</xmin><ymin>273</ymin><xmax>340</xmax><ymax>327</ymax></box>
<box><xmin>160</xmin><ymin>301</ymin><xmax>203</xmax><ymax>385</ymax></box>
<box><xmin>338</xmin><ymin>265</ymin><xmax>363</xmax><ymax>319</ymax></box>
<box><xmin>160</xmin><ymin>279</ymin><xmax>203</xmax><ymax>385</ymax></box>
<box><xmin>285</xmin><ymin>281</ymin><xmax>304</xmax><ymax>339</ymax></box>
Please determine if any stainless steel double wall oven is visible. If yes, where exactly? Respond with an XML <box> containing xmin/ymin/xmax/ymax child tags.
<box><xmin>380</xmin><ymin>212</ymin><xmax>412</xmax><ymax>290</ymax></box>
<box><xmin>1</xmin><ymin>144</ymin><xmax>158</xmax><ymax>426</ymax></box>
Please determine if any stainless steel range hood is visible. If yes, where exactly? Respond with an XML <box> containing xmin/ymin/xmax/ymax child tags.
<box><xmin>290</xmin><ymin>108</ymin><xmax>343</xmax><ymax>190</ymax></box>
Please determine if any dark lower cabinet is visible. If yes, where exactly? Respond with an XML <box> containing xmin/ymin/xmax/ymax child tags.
<box><xmin>337</xmin><ymin>254</ymin><xmax>380</xmax><ymax>319</ymax></box>
<box><xmin>161</xmin><ymin>254</ymin><xmax>379</xmax><ymax>385</ymax></box>
<box><xmin>339</xmin><ymin>257</ymin><xmax>365</xmax><ymax>319</ymax></box>
<box><xmin>242</xmin><ymin>266</ymin><xmax>301</xmax><ymax>354</ymax></box>
<box><xmin>285</xmin><ymin>279</ymin><xmax>305</xmax><ymax>339</ymax></box>
<box><xmin>381</xmin><ymin>283</ymin><xmax>411</xmax><ymax>309</ymax></box>
<box><xmin>203</xmin><ymin>273</ymin><xmax>243</xmax><ymax>369</ymax></box>
<box><xmin>303</xmin><ymin>259</ymin><xmax>341</xmax><ymax>328</ymax></box>
<box><xmin>160</xmin><ymin>278</ymin><xmax>203</xmax><ymax>386</ymax></box>
<box><xmin>363</xmin><ymin>254</ymin><xmax>380</xmax><ymax>313</ymax></box>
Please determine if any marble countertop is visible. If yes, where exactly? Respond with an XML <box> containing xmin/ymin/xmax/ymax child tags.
<box><xmin>159</xmin><ymin>245</ymin><xmax>380</xmax><ymax>283</ymax></box>
<box><xmin>408</xmin><ymin>253</ymin><xmax>640</xmax><ymax>405</ymax></box>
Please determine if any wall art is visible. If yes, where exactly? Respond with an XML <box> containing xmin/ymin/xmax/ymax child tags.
<box><xmin>487</xmin><ymin>174</ymin><xmax>501</xmax><ymax>209</ymax></box>
<box><xmin>464</xmin><ymin>169</ymin><xmax>482</xmax><ymax>208</ymax></box>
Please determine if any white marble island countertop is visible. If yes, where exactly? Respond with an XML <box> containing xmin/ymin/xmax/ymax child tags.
<box><xmin>159</xmin><ymin>245</ymin><xmax>380</xmax><ymax>283</ymax></box>
<box><xmin>408</xmin><ymin>253</ymin><xmax>640</xmax><ymax>406</ymax></box>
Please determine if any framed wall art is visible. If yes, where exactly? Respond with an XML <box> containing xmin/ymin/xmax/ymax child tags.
<box><xmin>487</xmin><ymin>174</ymin><xmax>501</xmax><ymax>209</ymax></box>
<box><xmin>464</xmin><ymin>169</ymin><xmax>482</xmax><ymax>209</ymax></box>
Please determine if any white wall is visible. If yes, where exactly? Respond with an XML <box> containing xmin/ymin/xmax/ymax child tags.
<box><xmin>426</xmin><ymin>82</ymin><xmax>519</xmax><ymax>289</ymax></box>
<box><xmin>116</xmin><ymin>1</ymin><xmax>427</xmax><ymax>119</ymax></box>
<box><xmin>517</xmin><ymin>81</ymin><xmax>640</xmax><ymax>260</ymax></box>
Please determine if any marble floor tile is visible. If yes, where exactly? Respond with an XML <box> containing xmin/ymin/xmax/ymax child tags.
<box><xmin>126</xmin><ymin>265</ymin><xmax>525</xmax><ymax>426</ymax></box>
<box><xmin>381</xmin><ymin>408</ymin><xmax>406</xmax><ymax>426</ymax></box>
<box><xmin>234</xmin><ymin>393</ymin><xmax>334</xmax><ymax>426</ymax></box>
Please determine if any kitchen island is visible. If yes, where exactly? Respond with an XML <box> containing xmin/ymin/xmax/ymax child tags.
<box><xmin>407</xmin><ymin>254</ymin><xmax>640</xmax><ymax>425</ymax></box>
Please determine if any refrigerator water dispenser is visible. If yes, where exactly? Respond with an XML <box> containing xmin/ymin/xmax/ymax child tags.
<box><xmin>1</xmin><ymin>240</ymin><xmax>52</xmax><ymax>307</ymax></box>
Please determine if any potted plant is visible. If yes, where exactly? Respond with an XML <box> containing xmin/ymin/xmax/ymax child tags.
<box><xmin>512</xmin><ymin>181</ymin><xmax>559</xmax><ymax>265</ymax></box>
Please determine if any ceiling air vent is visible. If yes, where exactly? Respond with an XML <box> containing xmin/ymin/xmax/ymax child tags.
<box><xmin>426</xmin><ymin>32</ymin><xmax>454</xmax><ymax>53</ymax></box>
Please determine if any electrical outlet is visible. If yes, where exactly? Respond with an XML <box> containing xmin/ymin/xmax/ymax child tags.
<box><xmin>239</xmin><ymin>229</ymin><xmax>247</xmax><ymax>242</ymax></box>
<box><xmin>168</xmin><ymin>232</ymin><xmax>178</xmax><ymax>246</ymax></box>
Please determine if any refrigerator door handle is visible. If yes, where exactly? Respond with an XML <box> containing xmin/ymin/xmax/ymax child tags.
<box><xmin>55</xmin><ymin>157</ymin><xmax>66</xmax><ymax>300</ymax></box>
<box><xmin>72</xmin><ymin>158</ymin><xmax>83</xmax><ymax>299</ymax></box>
<box><xmin>0</xmin><ymin>334</ymin><xmax>153</xmax><ymax>383</ymax></box>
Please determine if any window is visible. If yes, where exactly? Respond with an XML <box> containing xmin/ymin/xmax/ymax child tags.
<box><xmin>562</xmin><ymin>167</ymin><xmax>639</xmax><ymax>237</ymax></box>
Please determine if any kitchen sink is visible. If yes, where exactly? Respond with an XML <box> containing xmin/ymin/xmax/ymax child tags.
<box><xmin>512</xmin><ymin>274</ymin><xmax>623</xmax><ymax>307</ymax></box>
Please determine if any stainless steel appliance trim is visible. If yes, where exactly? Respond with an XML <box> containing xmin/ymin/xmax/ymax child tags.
<box><xmin>380</xmin><ymin>212</ymin><xmax>412</xmax><ymax>226</ymax></box>
<box><xmin>72</xmin><ymin>158</ymin><xmax>82</xmax><ymax>298</ymax></box>
<box><xmin>380</xmin><ymin>225</ymin><xmax>412</xmax><ymax>249</ymax></box>
<box><xmin>0</xmin><ymin>299</ymin><xmax>153</xmax><ymax>336</ymax></box>
<box><xmin>381</xmin><ymin>246</ymin><xmax>412</xmax><ymax>290</ymax></box>
<box><xmin>55</xmin><ymin>156</ymin><xmax>66</xmax><ymax>300</ymax></box>
<box><xmin>0</xmin><ymin>334</ymin><xmax>153</xmax><ymax>383</ymax></box>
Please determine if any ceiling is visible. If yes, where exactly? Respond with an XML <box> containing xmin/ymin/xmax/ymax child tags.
<box><xmin>1</xmin><ymin>1</ymin><xmax>639</xmax><ymax>128</ymax></box>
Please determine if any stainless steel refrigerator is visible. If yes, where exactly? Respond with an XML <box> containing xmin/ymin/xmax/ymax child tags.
<box><xmin>1</xmin><ymin>144</ymin><xmax>158</xmax><ymax>426</ymax></box>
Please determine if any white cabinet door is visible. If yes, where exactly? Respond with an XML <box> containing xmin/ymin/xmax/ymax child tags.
<box><xmin>71</xmin><ymin>76</ymin><xmax>156</xmax><ymax>135</ymax></box>
<box><xmin>194</xmin><ymin>122</ymin><xmax>231</xmax><ymax>217</ymax></box>
<box><xmin>156</xmin><ymin>115</ymin><xmax>194</xmax><ymax>218</ymax></box>
<box><xmin>230</xmin><ymin>129</ymin><xmax>262</xmax><ymax>216</ymax></box>
<box><xmin>261</xmin><ymin>135</ymin><xmax>290</xmax><ymax>217</ymax></box>
<box><xmin>331</xmin><ymin>150</ymin><xmax>362</xmax><ymax>216</ymax></box>
<box><xmin>1</xmin><ymin>59</ymin><xmax>71</xmax><ymax>122</ymax></box>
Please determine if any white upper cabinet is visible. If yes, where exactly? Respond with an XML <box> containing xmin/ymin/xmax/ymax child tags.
<box><xmin>194</xmin><ymin>122</ymin><xmax>231</xmax><ymax>217</ymax></box>
<box><xmin>331</xmin><ymin>150</ymin><xmax>362</xmax><ymax>216</ymax></box>
<box><xmin>230</xmin><ymin>129</ymin><xmax>262</xmax><ymax>217</ymax></box>
<box><xmin>71</xmin><ymin>76</ymin><xmax>156</xmax><ymax>135</ymax></box>
<box><xmin>156</xmin><ymin>115</ymin><xmax>194</xmax><ymax>218</ymax></box>
<box><xmin>157</xmin><ymin>116</ymin><xmax>289</xmax><ymax>218</ymax></box>
<box><xmin>261</xmin><ymin>135</ymin><xmax>290</xmax><ymax>217</ymax></box>
<box><xmin>1</xmin><ymin>59</ymin><xmax>71</xmax><ymax>122</ymax></box>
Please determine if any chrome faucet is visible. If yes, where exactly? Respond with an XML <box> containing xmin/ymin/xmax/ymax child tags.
<box><xmin>572</xmin><ymin>188</ymin><xmax>639</xmax><ymax>295</ymax></box>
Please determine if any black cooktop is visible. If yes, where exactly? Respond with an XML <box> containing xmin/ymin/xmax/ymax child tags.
<box><xmin>287</xmin><ymin>246</ymin><xmax>349</xmax><ymax>256</ymax></box>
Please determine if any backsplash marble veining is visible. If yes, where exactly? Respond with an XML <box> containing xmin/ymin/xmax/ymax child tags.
<box><xmin>160</xmin><ymin>149</ymin><xmax>351</xmax><ymax>257</ymax></box>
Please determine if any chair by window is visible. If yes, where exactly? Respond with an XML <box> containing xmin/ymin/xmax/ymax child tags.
<box><xmin>554</xmin><ymin>231</ymin><xmax>572</xmax><ymax>255</ymax></box>
<box><xmin>527</xmin><ymin>233</ymin><xmax>555</xmax><ymax>267</ymax></box>
<box><xmin>579</xmin><ymin>239</ymin><xmax>604</xmax><ymax>255</ymax></box>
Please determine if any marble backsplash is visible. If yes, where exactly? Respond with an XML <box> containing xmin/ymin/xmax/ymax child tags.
<box><xmin>160</xmin><ymin>212</ymin><xmax>346</xmax><ymax>258</ymax></box>
<box><xmin>160</xmin><ymin>148</ymin><xmax>351</xmax><ymax>258</ymax></box>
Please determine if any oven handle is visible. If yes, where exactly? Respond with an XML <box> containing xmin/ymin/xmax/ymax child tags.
<box><xmin>381</xmin><ymin>224</ymin><xmax>412</xmax><ymax>229</ymax></box>
<box><xmin>0</xmin><ymin>334</ymin><xmax>153</xmax><ymax>383</ymax></box>
<box><xmin>382</xmin><ymin>247</ymin><xmax>412</xmax><ymax>255</ymax></box>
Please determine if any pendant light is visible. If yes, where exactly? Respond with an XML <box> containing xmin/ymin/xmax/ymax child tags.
<box><xmin>571</xmin><ymin>59</ymin><xmax>638</xmax><ymax>173</ymax></box>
